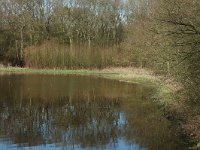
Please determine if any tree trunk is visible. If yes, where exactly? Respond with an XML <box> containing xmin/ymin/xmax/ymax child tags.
<box><xmin>70</xmin><ymin>37</ymin><xmax>73</xmax><ymax>52</ymax></box>
<box><xmin>88</xmin><ymin>37</ymin><xmax>91</xmax><ymax>49</ymax></box>
<box><xmin>167</xmin><ymin>61</ymin><xmax>170</xmax><ymax>75</ymax></box>
<box><xmin>20</xmin><ymin>27</ymin><xmax>24</xmax><ymax>61</ymax></box>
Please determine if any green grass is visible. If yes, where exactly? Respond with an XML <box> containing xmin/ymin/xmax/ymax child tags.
<box><xmin>0</xmin><ymin>67</ymin><xmax>155</xmax><ymax>82</ymax></box>
<box><xmin>0</xmin><ymin>67</ymin><xmax>117</xmax><ymax>76</ymax></box>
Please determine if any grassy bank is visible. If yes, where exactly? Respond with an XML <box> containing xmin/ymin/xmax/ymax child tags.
<box><xmin>0</xmin><ymin>66</ymin><xmax>199</xmax><ymax>149</ymax></box>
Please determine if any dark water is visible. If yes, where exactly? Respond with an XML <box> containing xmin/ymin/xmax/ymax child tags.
<box><xmin>0</xmin><ymin>74</ymin><xmax>186</xmax><ymax>150</ymax></box>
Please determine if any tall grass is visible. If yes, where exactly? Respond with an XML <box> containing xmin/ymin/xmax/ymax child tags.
<box><xmin>24</xmin><ymin>41</ymin><xmax>127</xmax><ymax>69</ymax></box>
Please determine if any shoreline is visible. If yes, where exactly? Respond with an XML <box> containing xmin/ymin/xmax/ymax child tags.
<box><xmin>0</xmin><ymin>66</ymin><xmax>199</xmax><ymax>149</ymax></box>
<box><xmin>0</xmin><ymin>67</ymin><xmax>179</xmax><ymax>105</ymax></box>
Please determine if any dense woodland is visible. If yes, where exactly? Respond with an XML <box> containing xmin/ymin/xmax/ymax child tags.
<box><xmin>0</xmin><ymin>0</ymin><xmax>200</xmax><ymax>103</ymax></box>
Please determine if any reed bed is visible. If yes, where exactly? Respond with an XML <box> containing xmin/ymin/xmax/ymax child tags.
<box><xmin>24</xmin><ymin>41</ymin><xmax>126</xmax><ymax>69</ymax></box>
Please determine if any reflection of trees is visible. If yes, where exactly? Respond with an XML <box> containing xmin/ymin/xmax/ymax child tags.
<box><xmin>0</xmin><ymin>74</ymin><xmax>134</xmax><ymax>101</ymax></box>
<box><xmin>0</xmin><ymin>96</ymin><xmax>122</xmax><ymax>148</ymax></box>
<box><xmin>122</xmin><ymin>88</ymin><xmax>186</xmax><ymax>150</ymax></box>
<box><xmin>0</xmin><ymin>74</ymin><xmax>187</xmax><ymax>150</ymax></box>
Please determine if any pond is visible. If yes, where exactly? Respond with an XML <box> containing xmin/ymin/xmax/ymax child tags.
<box><xmin>0</xmin><ymin>74</ymin><xmax>186</xmax><ymax>150</ymax></box>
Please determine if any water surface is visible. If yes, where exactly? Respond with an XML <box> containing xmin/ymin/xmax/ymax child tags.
<box><xmin>0</xmin><ymin>74</ymin><xmax>186</xmax><ymax>150</ymax></box>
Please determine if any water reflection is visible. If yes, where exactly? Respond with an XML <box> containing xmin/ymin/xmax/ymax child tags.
<box><xmin>0</xmin><ymin>74</ymin><xmax>186</xmax><ymax>150</ymax></box>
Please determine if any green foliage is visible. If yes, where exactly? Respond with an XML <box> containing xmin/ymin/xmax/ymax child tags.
<box><xmin>120</xmin><ymin>0</ymin><xmax>200</xmax><ymax>103</ymax></box>
<box><xmin>152</xmin><ymin>0</ymin><xmax>200</xmax><ymax>103</ymax></box>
